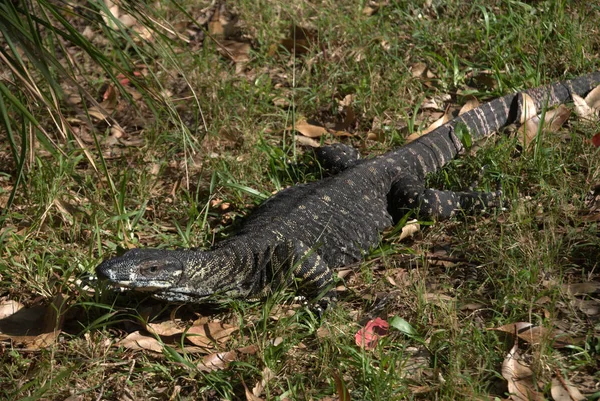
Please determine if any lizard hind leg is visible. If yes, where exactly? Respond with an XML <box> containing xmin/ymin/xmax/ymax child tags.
<box><xmin>389</xmin><ymin>175</ymin><xmax>503</xmax><ymax>221</ymax></box>
<box><xmin>314</xmin><ymin>143</ymin><xmax>362</xmax><ymax>174</ymax></box>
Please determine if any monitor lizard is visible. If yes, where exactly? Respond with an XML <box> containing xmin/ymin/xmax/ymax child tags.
<box><xmin>96</xmin><ymin>72</ymin><xmax>600</xmax><ymax>309</ymax></box>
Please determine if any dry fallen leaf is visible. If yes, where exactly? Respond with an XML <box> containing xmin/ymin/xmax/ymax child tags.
<box><xmin>252</xmin><ymin>367</ymin><xmax>275</xmax><ymax>399</ymax></box>
<box><xmin>573</xmin><ymin>299</ymin><xmax>600</xmax><ymax>316</ymax></box>
<box><xmin>366</xmin><ymin>131</ymin><xmax>385</xmax><ymax>142</ymax></box>
<box><xmin>276</xmin><ymin>25</ymin><xmax>314</xmax><ymax>55</ymax></box>
<box><xmin>0</xmin><ymin>300</ymin><xmax>24</xmax><ymax>319</ymax></box>
<box><xmin>101</xmin><ymin>0</ymin><xmax>137</xmax><ymax>29</ymax></box>
<box><xmin>410</xmin><ymin>62</ymin><xmax>435</xmax><ymax>79</ymax></box>
<box><xmin>362</xmin><ymin>1</ymin><xmax>380</xmax><ymax>16</ymax></box>
<box><xmin>501</xmin><ymin>342</ymin><xmax>545</xmax><ymax>401</ymax></box>
<box><xmin>572</xmin><ymin>93</ymin><xmax>594</xmax><ymax>119</ymax></box>
<box><xmin>242</xmin><ymin>379</ymin><xmax>264</xmax><ymax>401</ymax></box>
<box><xmin>333</xmin><ymin>372</ymin><xmax>352</xmax><ymax>401</ymax></box>
<box><xmin>295</xmin><ymin>135</ymin><xmax>320</xmax><ymax>147</ymax></box>
<box><xmin>458</xmin><ymin>98</ymin><xmax>480</xmax><ymax>115</ymax></box>
<box><xmin>184</xmin><ymin>322</ymin><xmax>238</xmax><ymax>347</ymax></box>
<box><xmin>334</xmin><ymin>105</ymin><xmax>356</xmax><ymax>131</ymax></box>
<box><xmin>399</xmin><ymin>219</ymin><xmax>420</xmax><ymax>241</ymax></box>
<box><xmin>197</xmin><ymin>351</ymin><xmax>238</xmax><ymax>372</ymax></box>
<box><xmin>551</xmin><ymin>377</ymin><xmax>585</xmax><ymax>401</ymax></box>
<box><xmin>466</xmin><ymin>70</ymin><xmax>498</xmax><ymax>90</ymax></box>
<box><xmin>0</xmin><ymin>294</ymin><xmax>66</xmax><ymax>350</ymax></box>
<box><xmin>516</xmin><ymin>100</ymin><xmax>570</xmax><ymax>148</ymax></box>
<box><xmin>544</xmin><ymin>105</ymin><xmax>571</xmax><ymax>132</ymax></box>
<box><xmin>563</xmin><ymin>282</ymin><xmax>600</xmax><ymax>295</ymax></box>
<box><xmin>424</xmin><ymin>293</ymin><xmax>454</xmax><ymax>303</ymax></box>
<box><xmin>293</xmin><ymin>120</ymin><xmax>328</xmax><ymax>138</ymax></box>
<box><xmin>208</xmin><ymin>4</ymin><xmax>224</xmax><ymax>37</ymax></box>
<box><xmin>118</xmin><ymin>331</ymin><xmax>165</xmax><ymax>353</ymax></box>
<box><xmin>146</xmin><ymin>320</ymin><xmax>183</xmax><ymax>337</ymax></box>
<box><xmin>490</xmin><ymin>322</ymin><xmax>578</xmax><ymax>348</ymax></box>
<box><xmin>407</xmin><ymin>111</ymin><xmax>451</xmax><ymax>142</ymax></box>
<box><xmin>520</xmin><ymin>93</ymin><xmax>538</xmax><ymax>124</ymax></box>
<box><xmin>216</xmin><ymin>39</ymin><xmax>251</xmax><ymax>74</ymax></box>
<box><xmin>88</xmin><ymin>84</ymin><xmax>119</xmax><ymax>122</ymax></box>
<box><xmin>584</xmin><ymin>84</ymin><xmax>600</xmax><ymax>110</ymax></box>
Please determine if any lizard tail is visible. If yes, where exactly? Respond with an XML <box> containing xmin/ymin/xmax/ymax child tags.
<box><xmin>388</xmin><ymin>71</ymin><xmax>600</xmax><ymax>177</ymax></box>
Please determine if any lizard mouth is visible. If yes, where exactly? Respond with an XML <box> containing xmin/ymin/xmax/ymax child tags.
<box><xmin>101</xmin><ymin>279</ymin><xmax>171</xmax><ymax>294</ymax></box>
<box><xmin>116</xmin><ymin>281</ymin><xmax>173</xmax><ymax>292</ymax></box>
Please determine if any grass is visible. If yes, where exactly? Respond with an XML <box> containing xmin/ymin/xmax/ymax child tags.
<box><xmin>1</xmin><ymin>0</ymin><xmax>600</xmax><ymax>400</ymax></box>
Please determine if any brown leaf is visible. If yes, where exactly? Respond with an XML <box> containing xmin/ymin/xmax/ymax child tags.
<box><xmin>277</xmin><ymin>25</ymin><xmax>314</xmax><ymax>55</ymax></box>
<box><xmin>501</xmin><ymin>343</ymin><xmax>545</xmax><ymax>401</ymax></box>
<box><xmin>362</xmin><ymin>1</ymin><xmax>380</xmax><ymax>16</ymax></box>
<box><xmin>572</xmin><ymin>93</ymin><xmax>594</xmax><ymax>119</ymax></box>
<box><xmin>208</xmin><ymin>5</ymin><xmax>224</xmax><ymax>37</ymax></box>
<box><xmin>88</xmin><ymin>86</ymin><xmax>118</xmax><ymax>122</ymax></box>
<box><xmin>0</xmin><ymin>295</ymin><xmax>66</xmax><ymax>350</ymax></box>
<box><xmin>411</xmin><ymin>62</ymin><xmax>434</xmax><ymax>78</ymax></box>
<box><xmin>334</xmin><ymin>105</ymin><xmax>356</xmax><ymax>131</ymax></box>
<box><xmin>408</xmin><ymin>112</ymin><xmax>451</xmax><ymax>142</ymax></box>
<box><xmin>424</xmin><ymin>293</ymin><xmax>454</xmax><ymax>305</ymax></box>
<box><xmin>197</xmin><ymin>351</ymin><xmax>238</xmax><ymax>372</ymax></box>
<box><xmin>42</xmin><ymin>293</ymin><xmax>67</xmax><ymax>334</ymax></box>
<box><xmin>517</xmin><ymin>117</ymin><xmax>541</xmax><ymax>147</ymax></box>
<box><xmin>584</xmin><ymin>84</ymin><xmax>600</xmax><ymax>110</ymax></box>
<box><xmin>19</xmin><ymin>331</ymin><xmax>61</xmax><ymax>350</ymax></box>
<box><xmin>277</xmin><ymin>39</ymin><xmax>309</xmax><ymax>55</ymax></box>
<box><xmin>333</xmin><ymin>372</ymin><xmax>351</xmax><ymax>401</ymax></box>
<box><xmin>118</xmin><ymin>331</ymin><xmax>164</xmax><ymax>353</ymax></box>
<box><xmin>573</xmin><ymin>299</ymin><xmax>600</xmax><ymax>316</ymax></box>
<box><xmin>545</xmin><ymin>104</ymin><xmax>571</xmax><ymax>132</ymax></box>
<box><xmin>252</xmin><ymin>367</ymin><xmax>275</xmax><ymax>399</ymax></box>
<box><xmin>367</xmin><ymin>131</ymin><xmax>385</xmax><ymax>142</ymax></box>
<box><xmin>490</xmin><ymin>322</ymin><xmax>579</xmax><ymax>348</ymax></box>
<box><xmin>146</xmin><ymin>320</ymin><xmax>182</xmax><ymax>337</ymax></box>
<box><xmin>337</xmin><ymin>269</ymin><xmax>353</xmax><ymax>279</ymax></box>
<box><xmin>0</xmin><ymin>300</ymin><xmax>24</xmax><ymax>319</ymax></box>
<box><xmin>399</xmin><ymin>219</ymin><xmax>420</xmax><ymax>240</ymax></box>
<box><xmin>458</xmin><ymin>98</ymin><xmax>480</xmax><ymax>115</ymax></box>
<box><xmin>217</xmin><ymin>40</ymin><xmax>251</xmax><ymax>64</ymax></box>
<box><xmin>517</xmin><ymin>103</ymin><xmax>570</xmax><ymax>148</ymax></box>
<box><xmin>0</xmin><ymin>303</ymin><xmax>46</xmax><ymax>338</ymax></box>
<box><xmin>184</xmin><ymin>322</ymin><xmax>238</xmax><ymax>347</ymax></box>
<box><xmin>101</xmin><ymin>0</ymin><xmax>136</xmax><ymax>29</ymax></box>
<box><xmin>591</xmin><ymin>132</ymin><xmax>600</xmax><ymax>147</ymax></box>
<box><xmin>205</xmin><ymin>2</ymin><xmax>238</xmax><ymax>39</ymax></box>
<box><xmin>564</xmin><ymin>282</ymin><xmax>600</xmax><ymax>295</ymax></box>
<box><xmin>421</xmin><ymin>98</ymin><xmax>444</xmax><ymax>110</ymax></box>
<box><xmin>467</xmin><ymin>70</ymin><xmax>498</xmax><ymax>91</ymax></box>
<box><xmin>551</xmin><ymin>377</ymin><xmax>585</xmax><ymax>401</ymax></box>
<box><xmin>520</xmin><ymin>93</ymin><xmax>538</xmax><ymax>124</ymax></box>
<box><xmin>293</xmin><ymin>120</ymin><xmax>328</xmax><ymax>138</ymax></box>
<box><xmin>295</xmin><ymin>135</ymin><xmax>320</xmax><ymax>147</ymax></box>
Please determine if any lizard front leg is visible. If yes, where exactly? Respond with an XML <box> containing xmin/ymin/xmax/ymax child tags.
<box><xmin>271</xmin><ymin>240</ymin><xmax>337</xmax><ymax>310</ymax></box>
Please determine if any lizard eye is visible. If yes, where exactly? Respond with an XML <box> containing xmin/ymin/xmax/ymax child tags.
<box><xmin>140</xmin><ymin>265</ymin><xmax>159</xmax><ymax>276</ymax></box>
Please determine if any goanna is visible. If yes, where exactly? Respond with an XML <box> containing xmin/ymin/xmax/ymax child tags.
<box><xmin>96</xmin><ymin>72</ymin><xmax>600</xmax><ymax>307</ymax></box>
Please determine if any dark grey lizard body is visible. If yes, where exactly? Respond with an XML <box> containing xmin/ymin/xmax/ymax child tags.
<box><xmin>96</xmin><ymin>72</ymin><xmax>600</xmax><ymax>305</ymax></box>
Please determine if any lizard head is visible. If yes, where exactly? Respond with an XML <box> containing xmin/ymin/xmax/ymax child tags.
<box><xmin>96</xmin><ymin>248</ymin><xmax>185</xmax><ymax>293</ymax></box>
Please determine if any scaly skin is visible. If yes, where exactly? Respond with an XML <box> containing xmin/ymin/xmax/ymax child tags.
<box><xmin>96</xmin><ymin>72</ymin><xmax>600</xmax><ymax>306</ymax></box>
